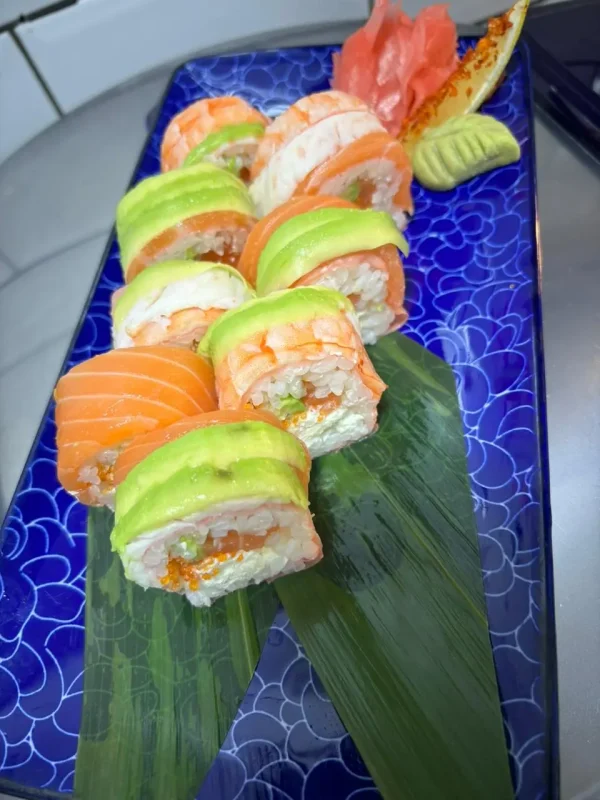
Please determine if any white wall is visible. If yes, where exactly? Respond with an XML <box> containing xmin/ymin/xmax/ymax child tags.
<box><xmin>0</xmin><ymin>0</ymin><xmax>62</xmax><ymax>27</ymax></box>
<box><xmin>0</xmin><ymin>32</ymin><xmax>59</xmax><ymax>163</ymax></box>
<box><xmin>16</xmin><ymin>0</ymin><xmax>369</xmax><ymax>112</ymax></box>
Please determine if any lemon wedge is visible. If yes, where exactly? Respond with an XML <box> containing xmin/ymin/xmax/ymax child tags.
<box><xmin>401</xmin><ymin>0</ymin><xmax>529</xmax><ymax>154</ymax></box>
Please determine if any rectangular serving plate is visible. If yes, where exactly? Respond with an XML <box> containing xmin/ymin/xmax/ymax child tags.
<box><xmin>0</xmin><ymin>42</ymin><xmax>557</xmax><ymax>800</ymax></box>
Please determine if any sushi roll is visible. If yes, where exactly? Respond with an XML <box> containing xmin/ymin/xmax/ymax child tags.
<box><xmin>54</xmin><ymin>345</ymin><xmax>217</xmax><ymax>506</ymax></box>
<box><xmin>111</xmin><ymin>260</ymin><xmax>255</xmax><ymax>350</ymax></box>
<box><xmin>238</xmin><ymin>195</ymin><xmax>355</xmax><ymax>286</ymax></box>
<box><xmin>113</xmin><ymin>409</ymin><xmax>296</xmax><ymax>487</ymax></box>
<box><xmin>160</xmin><ymin>96</ymin><xmax>268</xmax><ymax>178</ymax></box>
<box><xmin>249</xmin><ymin>90</ymin><xmax>413</xmax><ymax>228</ymax></box>
<box><xmin>239</xmin><ymin>200</ymin><xmax>409</xmax><ymax>344</ymax></box>
<box><xmin>199</xmin><ymin>287</ymin><xmax>387</xmax><ymax>457</ymax></box>
<box><xmin>116</xmin><ymin>163</ymin><xmax>256</xmax><ymax>282</ymax></box>
<box><xmin>110</xmin><ymin>411</ymin><xmax>321</xmax><ymax>608</ymax></box>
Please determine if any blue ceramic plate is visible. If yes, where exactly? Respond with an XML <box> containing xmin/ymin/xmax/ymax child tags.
<box><xmin>0</xmin><ymin>42</ymin><xmax>556</xmax><ymax>800</ymax></box>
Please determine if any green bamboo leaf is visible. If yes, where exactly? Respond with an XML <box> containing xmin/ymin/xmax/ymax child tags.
<box><xmin>75</xmin><ymin>507</ymin><xmax>278</xmax><ymax>800</ymax></box>
<box><xmin>276</xmin><ymin>335</ymin><xmax>513</xmax><ymax>800</ymax></box>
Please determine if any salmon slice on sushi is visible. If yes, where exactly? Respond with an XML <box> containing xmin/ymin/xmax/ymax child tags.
<box><xmin>161</xmin><ymin>95</ymin><xmax>268</xmax><ymax>178</ymax></box>
<box><xmin>244</xmin><ymin>202</ymin><xmax>409</xmax><ymax>344</ymax></box>
<box><xmin>116</xmin><ymin>163</ymin><xmax>256</xmax><ymax>282</ymax></box>
<box><xmin>294</xmin><ymin>131</ymin><xmax>414</xmax><ymax>230</ymax></box>
<box><xmin>110</xmin><ymin>412</ymin><xmax>321</xmax><ymax>608</ymax></box>
<box><xmin>54</xmin><ymin>346</ymin><xmax>217</xmax><ymax>506</ymax></box>
<box><xmin>249</xmin><ymin>90</ymin><xmax>413</xmax><ymax>228</ymax></box>
<box><xmin>111</xmin><ymin>260</ymin><xmax>254</xmax><ymax>350</ymax></box>
<box><xmin>199</xmin><ymin>287</ymin><xmax>387</xmax><ymax>457</ymax></box>
<box><xmin>237</xmin><ymin>195</ymin><xmax>355</xmax><ymax>286</ymax></box>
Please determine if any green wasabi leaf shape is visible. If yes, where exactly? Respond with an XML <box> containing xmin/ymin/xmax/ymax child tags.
<box><xmin>412</xmin><ymin>114</ymin><xmax>521</xmax><ymax>191</ymax></box>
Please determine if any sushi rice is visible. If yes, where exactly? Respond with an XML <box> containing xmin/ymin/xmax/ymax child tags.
<box><xmin>248</xmin><ymin>358</ymin><xmax>377</xmax><ymax>457</ymax></box>
<box><xmin>293</xmin><ymin>131</ymin><xmax>414</xmax><ymax>230</ymax></box>
<box><xmin>121</xmin><ymin>499</ymin><xmax>320</xmax><ymax>607</ymax></box>
<box><xmin>311</xmin><ymin>156</ymin><xmax>411</xmax><ymax>231</ymax></box>
<box><xmin>78</xmin><ymin>449</ymin><xmax>120</xmax><ymax>508</ymax></box>
<box><xmin>153</xmin><ymin>228</ymin><xmax>249</xmax><ymax>265</ymax></box>
<box><xmin>111</xmin><ymin>416</ymin><xmax>320</xmax><ymax>606</ymax></box>
<box><xmin>112</xmin><ymin>261</ymin><xmax>254</xmax><ymax>349</ymax></box>
<box><xmin>199</xmin><ymin>287</ymin><xmax>387</xmax><ymax>457</ymax></box>
<box><xmin>297</xmin><ymin>256</ymin><xmax>397</xmax><ymax>344</ymax></box>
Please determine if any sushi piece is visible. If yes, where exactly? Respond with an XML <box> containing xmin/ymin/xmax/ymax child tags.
<box><xmin>199</xmin><ymin>287</ymin><xmax>387</xmax><ymax>457</ymax></box>
<box><xmin>112</xmin><ymin>260</ymin><xmax>255</xmax><ymax>350</ymax></box>
<box><xmin>242</xmin><ymin>203</ymin><xmax>409</xmax><ymax>344</ymax></box>
<box><xmin>54</xmin><ymin>345</ymin><xmax>217</xmax><ymax>506</ymax></box>
<box><xmin>237</xmin><ymin>195</ymin><xmax>355</xmax><ymax>286</ymax></box>
<box><xmin>116</xmin><ymin>163</ymin><xmax>256</xmax><ymax>282</ymax></box>
<box><xmin>293</xmin><ymin>132</ymin><xmax>413</xmax><ymax>228</ymax></box>
<box><xmin>249</xmin><ymin>90</ymin><xmax>413</xmax><ymax>228</ymax></box>
<box><xmin>113</xmin><ymin>408</ymin><xmax>300</xmax><ymax>487</ymax></box>
<box><xmin>110</xmin><ymin>412</ymin><xmax>321</xmax><ymax>608</ymax></box>
<box><xmin>160</xmin><ymin>96</ymin><xmax>268</xmax><ymax>177</ymax></box>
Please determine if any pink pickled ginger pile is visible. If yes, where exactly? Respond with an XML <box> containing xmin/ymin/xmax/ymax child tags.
<box><xmin>332</xmin><ymin>0</ymin><xmax>458</xmax><ymax>136</ymax></box>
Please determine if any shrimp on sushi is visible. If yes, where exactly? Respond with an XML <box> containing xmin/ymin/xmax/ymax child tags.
<box><xmin>239</xmin><ymin>198</ymin><xmax>409</xmax><ymax>343</ymax></box>
<box><xmin>161</xmin><ymin>95</ymin><xmax>269</xmax><ymax>178</ymax></box>
<box><xmin>199</xmin><ymin>287</ymin><xmax>387</xmax><ymax>457</ymax></box>
<box><xmin>112</xmin><ymin>260</ymin><xmax>254</xmax><ymax>350</ymax></box>
<box><xmin>116</xmin><ymin>163</ymin><xmax>256</xmax><ymax>282</ymax></box>
<box><xmin>110</xmin><ymin>410</ymin><xmax>321</xmax><ymax>607</ymax></box>
<box><xmin>54</xmin><ymin>346</ymin><xmax>217</xmax><ymax>506</ymax></box>
<box><xmin>250</xmin><ymin>90</ymin><xmax>413</xmax><ymax>228</ymax></box>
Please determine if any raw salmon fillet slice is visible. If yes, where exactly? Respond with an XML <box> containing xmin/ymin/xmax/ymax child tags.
<box><xmin>54</xmin><ymin>345</ymin><xmax>217</xmax><ymax>498</ymax></box>
<box><xmin>237</xmin><ymin>195</ymin><xmax>356</xmax><ymax>286</ymax></box>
